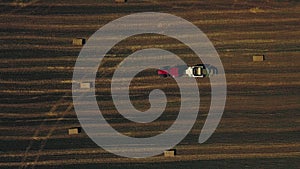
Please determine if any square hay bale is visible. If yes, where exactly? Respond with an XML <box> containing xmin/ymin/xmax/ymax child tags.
<box><xmin>72</xmin><ymin>38</ymin><xmax>86</xmax><ymax>46</ymax></box>
<box><xmin>164</xmin><ymin>149</ymin><xmax>176</xmax><ymax>157</ymax></box>
<box><xmin>253</xmin><ymin>55</ymin><xmax>265</xmax><ymax>62</ymax></box>
<box><xmin>80</xmin><ymin>82</ymin><xmax>92</xmax><ymax>89</ymax></box>
<box><xmin>68</xmin><ymin>127</ymin><xmax>81</xmax><ymax>135</ymax></box>
<box><xmin>115</xmin><ymin>0</ymin><xmax>127</xmax><ymax>3</ymax></box>
<box><xmin>249</xmin><ymin>7</ymin><xmax>264</xmax><ymax>13</ymax></box>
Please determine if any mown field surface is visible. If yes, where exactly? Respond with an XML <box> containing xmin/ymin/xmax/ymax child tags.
<box><xmin>0</xmin><ymin>0</ymin><xmax>299</xmax><ymax>168</ymax></box>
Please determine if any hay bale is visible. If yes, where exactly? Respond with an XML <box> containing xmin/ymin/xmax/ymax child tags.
<box><xmin>72</xmin><ymin>38</ymin><xmax>86</xmax><ymax>46</ymax></box>
<box><xmin>14</xmin><ymin>0</ymin><xmax>31</xmax><ymax>7</ymax></box>
<box><xmin>253</xmin><ymin>55</ymin><xmax>265</xmax><ymax>62</ymax></box>
<box><xmin>68</xmin><ymin>127</ymin><xmax>81</xmax><ymax>135</ymax></box>
<box><xmin>115</xmin><ymin>0</ymin><xmax>127</xmax><ymax>3</ymax></box>
<box><xmin>249</xmin><ymin>7</ymin><xmax>264</xmax><ymax>13</ymax></box>
<box><xmin>164</xmin><ymin>149</ymin><xmax>176</xmax><ymax>157</ymax></box>
<box><xmin>80</xmin><ymin>82</ymin><xmax>92</xmax><ymax>89</ymax></box>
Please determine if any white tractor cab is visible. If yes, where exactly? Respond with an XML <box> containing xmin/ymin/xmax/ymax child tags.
<box><xmin>185</xmin><ymin>64</ymin><xmax>217</xmax><ymax>78</ymax></box>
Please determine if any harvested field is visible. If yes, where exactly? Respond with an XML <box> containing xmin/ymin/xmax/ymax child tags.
<box><xmin>0</xmin><ymin>0</ymin><xmax>299</xmax><ymax>168</ymax></box>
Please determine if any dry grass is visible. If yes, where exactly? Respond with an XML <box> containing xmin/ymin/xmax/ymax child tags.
<box><xmin>0</xmin><ymin>0</ymin><xmax>299</xmax><ymax>168</ymax></box>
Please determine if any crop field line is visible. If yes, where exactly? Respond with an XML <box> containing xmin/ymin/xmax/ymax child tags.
<box><xmin>0</xmin><ymin>79</ymin><xmax>73</xmax><ymax>85</ymax></box>
<box><xmin>0</xmin><ymin>6</ymin><xmax>300</xmax><ymax>21</ymax></box>
<box><xmin>2</xmin><ymin>151</ymin><xmax>300</xmax><ymax>167</ymax></box>
<box><xmin>0</xmin><ymin>89</ymin><xmax>70</xmax><ymax>94</ymax></box>
<box><xmin>1</xmin><ymin>30</ymin><xmax>298</xmax><ymax>40</ymax></box>
<box><xmin>3</xmin><ymin>0</ymin><xmax>41</xmax><ymax>16</ymax></box>
<box><xmin>1</xmin><ymin>39</ymin><xmax>299</xmax><ymax>52</ymax></box>
<box><xmin>18</xmin><ymin>93</ymin><xmax>68</xmax><ymax>169</ymax></box>
<box><xmin>0</xmin><ymin>100</ymin><xmax>69</xmax><ymax>108</ymax></box>
<box><xmin>2</xmin><ymin>126</ymin><xmax>296</xmax><ymax>141</ymax></box>
<box><xmin>1</xmin><ymin>142</ymin><xmax>299</xmax><ymax>159</ymax></box>
<box><xmin>2</xmin><ymin>17</ymin><xmax>299</xmax><ymax>29</ymax></box>
<box><xmin>1</xmin><ymin>1</ymin><xmax>161</xmax><ymax>8</ymax></box>
<box><xmin>0</xmin><ymin>66</ymin><xmax>74</xmax><ymax>72</ymax></box>
<box><xmin>2</xmin><ymin>2</ymin><xmax>299</xmax><ymax>14</ymax></box>
<box><xmin>0</xmin><ymin>57</ymin><xmax>76</xmax><ymax>63</ymax></box>
<box><xmin>0</xmin><ymin>44</ymin><xmax>80</xmax><ymax>51</ymax></box>
<box><xmin>1</xmin><ymin>124</ymin><xmax>297</xmax><ymax>142</ymax></box>
<box><xmin>1</xmin><ymin>79</ymin><xmax>299</xmax><ymax>95</ymax></box>
<box><xmin>0</xmin><ymin>35</ymin><xmax>71</xmax><ymax>41</ymax></box>
<box><xmin>2</xmin><ymin>30</ymin><xmax>300</xmax><ymax>44</ymax></box>
<box><xmin>0</xmin><ymin>13</ymin><xmax>124</xmax><ymax>21</ymax></box>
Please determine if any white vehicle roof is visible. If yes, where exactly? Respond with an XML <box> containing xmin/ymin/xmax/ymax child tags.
<box><xmin>185</xmin><ymin>67</ymin><xmax>194</xmax><ymax>77</ymax></box>
<box><xmin>185</xmin><ymin>66</ymin><xmax>205</xmax><ymax>77</ymax></box>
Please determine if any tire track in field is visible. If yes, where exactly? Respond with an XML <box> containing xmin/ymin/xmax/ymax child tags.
<box><xmin>26</xmin><ymin>72</ymin><xmax>96</xmax><ymax>169</ymax></box>
<box><xmin>29</xmin><ymin>103</ymin><xmax>73</xmax><ymax>169</ymax></box>
<box><xmin>18</xmin><ymin>93</ymin><xmax>68</xmax><ymax>169</ymax></box>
